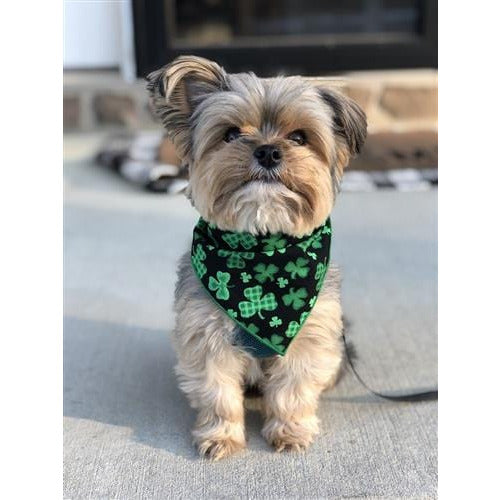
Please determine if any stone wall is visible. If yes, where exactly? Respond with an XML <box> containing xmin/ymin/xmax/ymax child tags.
<box><xmin>64</xmin><ymin>69</ymin><xmax>437</xmax><ymax>134</ymax></box>
<box><xmin>312</xmin><ymin>69</ymin><xmax>437</xmax><ymax>134</ymax></box>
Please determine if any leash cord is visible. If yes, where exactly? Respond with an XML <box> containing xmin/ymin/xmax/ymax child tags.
<box><xmin>341</xmin><ymin>334</ymin><xmax>438</xmax><ymax>402</ymax></box>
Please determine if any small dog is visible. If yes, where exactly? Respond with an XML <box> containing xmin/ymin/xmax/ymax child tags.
<box><xmin>147</xmin><ymin>56</ymin><xmax>366</xmax><ymax>460</ymax></box>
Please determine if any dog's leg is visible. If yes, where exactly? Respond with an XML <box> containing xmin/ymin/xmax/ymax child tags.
<box><xmin>173</xmin><ymin>254</ymin><xmax>249</xmax><ymax>460</ymax></box>
<box><xmin>175</xmin><ymin>341</ymin><xmax>247</xmax><ymax>461</ymax></box>
<box><xmin>261</xmin><ymin>299</ymin><xmax>343</xmax><ymax>452</ymax></box>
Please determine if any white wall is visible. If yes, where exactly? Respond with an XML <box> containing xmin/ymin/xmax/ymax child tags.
<box><xmin>63</xmin><ymin>1</ymin><xmax>123</xmax><ymax>69</ymax></box>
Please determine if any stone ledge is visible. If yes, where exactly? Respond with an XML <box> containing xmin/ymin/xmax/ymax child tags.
<box><xmin>380</xmin><ymin>87</ymin><xmax>438</xmax><ymax>119</ymax></box>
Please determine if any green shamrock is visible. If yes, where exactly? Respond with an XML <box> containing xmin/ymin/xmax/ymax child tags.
<box><xmin>206</xmin><ymin>223</ymin><xmax>215</xmax><ymax>239</ymax></box>
<box><xmin>277</xmin><ymin>277</ymin><xmax>289</xmax><ymax>288</ymax></box>
<box><xmin>298</xmin><ymin>231</ymin><xmax>323</xmax><ymax>253</ymax></box>
<box><xmin>285</xmin><ymin>321</ymin><xmax>301</xmax><ymax>338</ymax></box>
<box><xmin>253</xmin><ymin>263</ymin><xmax>279</xmax><ymax>283</ymax></box>
<box><xmin>270</xmin><ymin>334</ymin><xmax>284</xmax><ymax>346</ymax></box>
<box><xmin>300</xmin><ymin>311</ymin><xmax>309</xmax><ymax>324</ymax></box>
<box><xmin>309</xmin><ymin>231</ymin><xmax>323</xmax><ymax>249</ymax></box>
<box><xmin>208</xmin><ymin>271</ymin><xmax>231</xmax><ymax>300</ymax></box>
<box><xmin>315</xmin><ymin>262</ymin><xmax>327</xmax><ymax>290</ymax></box>
<box><xmin>322</xmin><ymin>225</ymin><xmax>332</xmax><ymax>235</ymax></box>
<box><xmin>283</xmin><ymin>287</ymin><xmax>308</xmax><ymax>310</ymax></box>
<box><xmin>239</xmin><ymin>285</ymin><xmax>278</xmax><ymax>319</ymax></box>
<box><xmin>192</xmin><ymin>244</ymin><xmax>207</xmax><ymax>278</ymax></box>
<box><xmin>297</xmin><ymin>241</ymin><xmax>310</xmax><ymax>253</ymax></box>
<box><xmin>246</xmin><ymin>323</ymin><xmax>260</xmax><ymax>335</ymax></box>
<box><xmin>260</xmin><ymin>336</ymin><xmax>285</xmax><ymax>354</ymax></box>
<box><xmin>284</xmin><ymin>257</ymin><xmax>310</xmax><ymax>279</ymax></box>
<box><xmin>269</xmin><ymin>316</ymin><xmax>282</xmax><ymax>328</ymax></box>
<box><xmin>227</xmin><ymin>308</ymin><xmax>238</xmax><ymax>319</ymax></box>
<box><xmin>218</xmin><ymin>249</ymin><xmax>254</xmax><ymax>269</ymax></box>
<box><xmin>222</xmin><ymin>232</ymin><xmax>258</xmax><ymax>250</ymax></box>
<box><xmin>240</xmin><ymin>272</ymin><xmax>252</xmax><ymax>283</ymax></box>
<box><xmin>262</xmin><ymin>234</ymin><xmax>287</xmax><ymax>253</ymax></box>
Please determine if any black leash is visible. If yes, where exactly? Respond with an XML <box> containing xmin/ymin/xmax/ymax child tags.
<box><xmin>341</xmin><ymin>334</ymin><xmax>438</xmax><ymax>402</ymax></box>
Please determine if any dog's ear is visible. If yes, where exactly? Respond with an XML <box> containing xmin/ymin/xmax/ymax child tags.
<box><xmin>147</xmin><ymin>56</ymin><xmax>229</xmax><ymax>159</ymax></box>
<box><xmin>318</xmin><ymin>87</ymin><xmax>367</xmax><ymax>168</ymax></box>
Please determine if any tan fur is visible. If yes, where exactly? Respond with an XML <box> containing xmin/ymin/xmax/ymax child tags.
<box><xmin>147</xmin><ymin>56</ymin><xmax>366</xmax><ymax>459</ymax></box>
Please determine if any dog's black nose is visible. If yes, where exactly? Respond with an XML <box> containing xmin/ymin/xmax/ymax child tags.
<box><xmin>253</xmin><ymin>144</ymin><xmax>282</xmax><ymax>169</ymax></box>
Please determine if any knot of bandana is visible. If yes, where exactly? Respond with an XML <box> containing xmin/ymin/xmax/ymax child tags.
<box><xmin>191</xmin><ymin>218</ymin><xmax>332</xmax><ymax>356</ymax></box>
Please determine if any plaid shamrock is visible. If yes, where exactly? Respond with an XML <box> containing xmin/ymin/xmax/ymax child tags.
<box><xmin>208</xmin><ymin>271</ymin><xmax>231</xmax><ymax>300</ymax></box>
<box><xmin>315</xmin><ymin>262</ymin><xmax>328</xmax><ymax>290</ymax></box>
<box><xmin>192</xmin><ymin>244</ymin><xmax>207</xmax><ymax>278</ymax></box>
<box><xmin>218</xmin><ymin>249</ymin><xmax>254</xmax><ymax>269</ymax></box>
<box><xmin>222</xmin><ymin>232</ymin><xmax>258</xmax><ymax>250</ymax></box>
<box><xmin>239</xmin><ymin>285</ymin><xmax>277</xmax><ymax>319</ymax></box>
<box><xmin>285</xmin><ymin>320</ymin><xmax>301</xmax><ymax>338</ymax></box>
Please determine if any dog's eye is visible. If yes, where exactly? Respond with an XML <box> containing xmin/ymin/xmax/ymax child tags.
<box><xmin>288</xmin><ymin>130</ymin><xmax>307</xmax><ymax>146</ymax></box>
<box><xmin>224</xmin><ymin>127</ymin><xmax>241</xmax><ymax>143</ymax></box>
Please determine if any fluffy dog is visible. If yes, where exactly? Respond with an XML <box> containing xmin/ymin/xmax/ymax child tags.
<box><xmin>147</xmin><ymin>56</ymin><xmax>366</xmax><ymax>460</ymax></box>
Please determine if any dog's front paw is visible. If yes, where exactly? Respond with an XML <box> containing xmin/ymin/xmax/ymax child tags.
<box><xmin>193</xmin><ymin>418</ymin><xmax>246</xmax><ymax>461</ymax></box>
<box><xmin>197</xmin><ymin>437</ymin><xmax>246</xmax><ymax>461</ymax></box>
<box><xmin>262</xmin><ymin>417</ymin><xmax>319</xmax><ymax>452</ymax></box>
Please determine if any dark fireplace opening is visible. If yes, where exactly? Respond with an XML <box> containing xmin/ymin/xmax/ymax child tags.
<box><xmin>133</xmin><ymin>0</ymin><xmax>437</xmax><ymax>77</ymax></box>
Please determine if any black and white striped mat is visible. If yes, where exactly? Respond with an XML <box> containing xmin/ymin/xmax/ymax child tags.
<box><xmin>96</xmin><ymin>132</ymin><xmax>438</xmax><ymax>194</ymax></box>
<box><xmin>342</xmin><ymin>168</ymin><xmax>438</xmax><ymax>192</ymax></box>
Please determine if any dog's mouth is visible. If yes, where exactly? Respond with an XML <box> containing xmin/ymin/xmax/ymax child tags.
<box><xmin>243</xmin><ymin>177</ymin><xmax>279</xmax><ymax>186</ymax></box>
<box><xmin>245</xmin><ymin>164</ymin><xmax>282</xmax><ymax>185</ymax></box>
<box><xmin>241</xmin><ymin>175</ymin><xmax>315</xmax><ymax>214</ymax></box>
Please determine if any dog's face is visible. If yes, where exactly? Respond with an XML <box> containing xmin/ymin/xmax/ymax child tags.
<box><xmin>148</xmin><ymin>56</ymin><xmax>366</xmax><ymax>236</ymax></box>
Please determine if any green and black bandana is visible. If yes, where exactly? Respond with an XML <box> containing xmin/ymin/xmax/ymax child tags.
<box><xmin>191</xmin><ymin>218</ymin><xmax>332</xmax><ymax>356</ymax></box>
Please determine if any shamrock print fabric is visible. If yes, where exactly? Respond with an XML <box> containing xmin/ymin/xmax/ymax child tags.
<box><xmin>191</xmin><ymin>218</ymin><xmax>332</xmax><ymax>355</ymax></box>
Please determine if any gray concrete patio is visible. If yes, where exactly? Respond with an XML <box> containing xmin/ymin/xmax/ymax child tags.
<box><xmin>64</xmin><ymin>152</ymin><xmax>437</xmax><ymax>498</ymax></box>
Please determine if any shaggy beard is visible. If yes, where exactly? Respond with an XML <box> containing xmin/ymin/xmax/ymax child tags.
<box><xmin>188</xmin><ymin>149</ymin><xmax>335</xmax><ymax>237</ymax></box>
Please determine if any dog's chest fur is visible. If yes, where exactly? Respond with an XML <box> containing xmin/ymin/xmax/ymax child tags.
<box><xmin>173</xmin><ymin>250</ymin><xmax>343</xmax><ymax>387</ymax></box>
